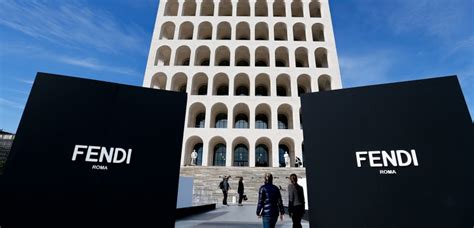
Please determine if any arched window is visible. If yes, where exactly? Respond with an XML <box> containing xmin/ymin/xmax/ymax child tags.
<box><xmin>235</xmin><ymin>46</ymin><xmax>250</xmax><ymax>66</ymax></box>
<box><xmin>312</xmin><ymin>23</ymin><xmax>324</xmax><ymax>41</ymax></box>
<box><xmin>237</xmin><ymin>0</ymin><xmax>250</xmax><ymax>16</ymax></box>
<box><xmin>178</xmin><ymin>22</ymin><xmax>194</xmax><ymax>40</ymax></box>
<box><xmin>213</xmin><ymin>144</ymin><xmax>226</xmax><ymax>166</ymax></box>
<box><xmin>198</xmin><ymin>22</ymin><xmax>213</xmax><ymax>40</ymax></box>
<box><xmin>217</xmin><ymin>22</ymin><xmax>232</xmax><ymax>40</ymax></box>
<box><xmin>255</xmin><ymin>144</ymin><xmax>269</xmax><ymax>167</ymax></box>
<box><xmin>195</xmin><ymin>113</ymin><xmax>205</xmax><ymax>128</ymax></box>
<box><xmin>174</xmin><ymin>46</ymin><xmax>191</xmax><ymax>65</ymax></box>
<box><xmin>309</xmin><ymin>0</ymin><xmax>321</xmax><ymax>17</ymax></box>
<box><xmin>255</xmin><ymin>46</ymin><xmax>269</xmax><ymax>67</ymax></box>
<box><xmin>255</xmin><ymin>0</ymin><xmax>268</xmax><ymax>17</ymax></box>
<box><xmin>191</xmin><ymin>73</ymin><xmax>208</xmax><ymax>95</ymax></box>
<box><xmin>255</xmin><ymin>114</ymin><xmax>268</xmax><ymax>129</ymax></box>
<box><xmin>234</xmin><ymin>114</ymin><xmax>249</xmax><ymax>128</ymax></box>
<box><xmin>255</xmin><ymin>23</ymin><xmax>269</xmax><ymax>40</ymax></box>
<box><xmin>278</xmin><ymin>114</ymin><xmax>288</xmax><ymax>129</ymax></box>
<box><xmin>151</xmin><ymin>73</ymin><xmax>167</xmax><ymax>89</ymax></box>
<box><xmin>182</xmin><ymin>0</ymin><xmax>196</xmax><ymax>16</ymax></box>
<box><xmin>215</xmin><ymin>46</ymin><xmax>230</xmax><ymax>66</ymax></box>
<box><xmin>297</xmin><ymin>74</ymin><xmax>311</xmax><ymax>96</ymax></box>
<box><xmin>315</xmin><ymin>48</ymin><xmax>328</xmax><ymax>68</ymax></box>
<box><xmin>278</xmin><ymin>104</ymin><xmax>293</xmax><ymax>129</ymax></box>
<box><xmin>295</xmin><ymin>47</ymin><xmax>309</xmax><ymax>67</ymax></box>
<box><xmin>160</xmin><ymin>22</ymin><xmax>175</xmax><ymax>40</ymax></box>
<box><xmin>236</xmin><ymin>22</ymin><xmax>250</xmax><ymax>40</ymax></box>
<box><xmin>233</xmin><ymin>144</ymin><xmax>249</xmax><ymax>166</ymax></box>
<box><xmin>200</xmin><ymin>0</ymin><xmax>214</xmax><ymax>16</ymax></box>
<box><xmin>213</xmin><ymin>73</ymin><xmax>229</xmax><ymax>95</ymax></box>
<box><xmin>291</xmin><ymin>0</ymin><xmax>303</xmax><ymax>17</ymax></box>
<box><xmin>219</xmin><ymin>0</ymin><xmax>232</xmax><ymax>16</ymax></box>
<box><xmin>279</xmin><ymin>144</ymin><xmax>289</xmax><ymax>167</ymax></box>
<box><xmin>275</xmin><ymin>47</ymin><xmax>289</xmax><ymax>67</ymax></box>
<box><xmin>171</xmin><ymin>73</ymin><xmax>187</xmax><ymax>92</ymax></box>
<box><xmin>293</xmin><ymin>23</ymin><xmax>306</xmax><ymax>41</ymax></box>
<box><xmin>193</xmin><ymin>143</ymin><xmax>203</xmax><ymax>166</ymax></box>
<box><xmin>277</xmin><ymin>74</ymin><xmax>291</xmax><ymax>96</ymax></box>
<box><xmin>318</xmin><ymin>75</ymin><xmax>331</xmax><ymax>91</ymax></box>
<box><xmin>234</xmin><ymin>73</ymin><xmax>250</xmax><ymax>96</ymax></box>
<box><xmin>255</xmin><ymin>74</ymin><xmax>270</xmax><ymax>96</ymax></box>
<box><xmin>194</xmin><ymin>46</ymin><xmax>211</xmax><ymax>66</ymax></box>
<box><xmin>274</xmin><ymin>23</ymin><xmax>287</xmax><ymax>41</ymax></box>
<box><xmin>235</xmin><ymin>86</ymin><xmax>249</xmax><ymax>96</ymax></box>
<box><xmin>273</xmin><ymin>0</ymin><xmax>285</xmax><ymax>17</ymax></box>
<box><xmin>164</xmin><ymin>0</ymin><xmax>179</xmax><ymax>16</ymax></box>
<box><xmin>155</xmin><ymin>46</ymin><xmax>171</xmax><ymax>66</ymax></box>
<box><xmin>215</xmin><ymin>113</ymin><xmax>228</xmax><ymax>128</ymax></box>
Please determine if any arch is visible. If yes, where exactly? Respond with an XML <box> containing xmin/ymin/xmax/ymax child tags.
<box><xmin>191</xmin><ymin>73</ymin><xmax>208</xmax><ymax>95</ymax></box>
<box><xmin>309</xmin><ymin>0</ymin><xmax>322</xmax><ymax>17</ymax></box>
<box><xmin>255</xmin><ymin>46</ymin><xmax>269</xmax><ymax>67</ymax></box>
<box><xmin>211</xmin><ymin>103</ymin><xmax>228</xmax><ymax>128</ymax></box>
<box><xmin>255</xmin><ymin>137</ymin><xmax>272</xmax><ymax>167</ymax></box>
<box><xmin>293</xmin><ymin>23</ymin><xmax>306</xmax><ymax>41</ymax></box>
<box><xmin>209</xmin><ymin>136</ymin><xmax>226</xmax><ymax>166</ymax></box>
<box><xmin>164</xmin><ymin>0</ymin><xmax>179</xmax><ymax>16</ymax></box>
<box><xmin>278</xmin><ymin>104</ymin><xmax>293</xmax><ymax>129</ymax></box>
<box><xmin>178</xmin><ymin>22</ymin><xmax>194</xmax><ymax>39</ymax></box>
<box><xmin>255</xmin><ymin>22</ymin><xmax>269</xmax><ymax>40</ymax></box>
<box><xmin>255</xmin><ymin>103</ymin><xmax>271</xmax><ymax>129</ymax></box>
<box><xmin>232</xmin><ymin>137</ymin><xmax>249</xmax><ymax>166</ymax></box>
<box><xmin>273</xmin><ymin>0</ymin><xmax>285</xmax><ymax>17</ymax></box>
<box><xmin>215</xmin><ymin>46</ymin><xmax>230</xmax><ymax>66</ymax></box>
<box><xmin>160</xmin><ymin>22</ymin><xmax>175</xmax><ymax>40</ymax></box>
<box><xmin>318</xmin><ymin>75</ymin><xmax>332</xmax><ymax>91</ymax></box>
<box><xmin>155</xmin><ymin>46</ymin><xmax>171</xmax><ymax>66</ymax></box>
<box><xmin>184</xmin><ymin>136</ymin><xmax>203</xmax><ymax>166</ymax></box>
<box><xmin>255</xmin><ymin>73</ymin><xmax>270</xmax><ymax>96</ymax></box>
<box><xmin>194</xmin><ymin>46</ymin><xmax>211</xmax><ymax>66</ymax></box>
<box><xmin>198</xmin><ymin>22</ymin><xmax>213</xmax><ymax>40</ymax></box>
<box><xmin>187</xmin><ymin>102</ymin><xmax>206</xmax><ymax>127</ymax></box>
<box><xmin>312</xmin><ymin>23</ymin><xmax>325</xmax><ymax>41</ymax></box>
<box><xmin>234</xmin><ymin>73</ymin><xmax>250</xmax><ymax>96</ymax></box>
<box><xmin>200</xmin><ymin>0</ymin><xmax>214</xmax><ymax>16</ymax></box>
<box><xmin>151</xmin><ymin>73</ymin><xmax>167</xmax><ymax>89</ymax></box>
<box><xmin>213</xmin><ymin>73</ymin><xmax>229</xmax><ymax>95</ymax></box>
<box><xmin>217</xmin><ymin>22</ymin><xmax>231</xmax><ymax>40</ymax></box>
<box><xmin>182</xmin><ymin>0</ymin><xmax>196</xmax><ymax>16</ymax></box>
<box><xmin>279</xmin><ymin>137</ymin><xmax>295</xmax><ymax>167</ymax></box>
<box><xmin>171</xmin><ymin>73</ymin><xmax>187</xmax><ymax>92</ymax></box>
<box><xmin>235</xmin><ymin>46</ymin><xmax>250</xmax><ymax>66</ymax></box>
<box><xmin>219</xmin><ymin>0</ymin><xmax>232</xmax><ymax>16</ymax></box>
<box><xmin>275</xmin><ymin>47</ymin><xmax>289</xmax><ymax>67</ymax></box>
<box><xmin>276</xmin><ymin>74</ymin><xmax>291</xmax><ymax>97</ymax></box>
<box><xmin>236</xmin><ymin>22</ymin><xmax>250</xmax><ymax>40</ymax></box>
<box><xmin>174</xmin><ymin>46</ymin><xmax>191</xmax><ymax>65</ymax></box>
<box><xmin>233</xmin><ymin>103</ymin><xmax>250</xmax><ymax>128</ymax></box>
<box><xmin>237</xmin><ymin>0</ymin><xmax>250</xmax><ymax>16</ymax></box>
<box><xmin>297</xmin><ymin>74</ymin><xmax>312</xmax><ymax>96</ymax></box>
<box><xmin>255</xmin><ymin>0</ymin><xmax>268</xmax><ymax>16</ymax></box>
<box><xmin>295</xmin><ymin>47</ymin><xmax>309</xmax><ymax>67</ymax></box>
<box><xmin>291</xmin><ymin>0</ymin><xmax>303</xmax><ymax>17</ymax></box>
<box><xmin>274</xmin><ymin>23</ymin><xmax>287</xmax><ymax>41</ymax></box>
<box><xmin>315</xmin><ymin>48</ymin><xmax>328</xmax><ymax>68</ymax></box>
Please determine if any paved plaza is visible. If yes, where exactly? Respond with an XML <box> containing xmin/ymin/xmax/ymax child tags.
<box><xmin>175</xmin><ymin>203</ymin><xmax>310</xmax><ymax>228</ymax></box>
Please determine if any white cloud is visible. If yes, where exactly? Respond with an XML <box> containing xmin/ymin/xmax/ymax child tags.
<box><xmin>0</xmin><ymin>0</ymin><xmax>147</xmax><ymax>54</ymax></box>
<box><xmin>58</xmin><ymin>56</ymin><xmax>141</xmax><ymax>77</ymax></box>
<box><xmin>0</xmin><ymin>98</ymin><xmax>24</xmax><ymax>109</ymax></box>
<box><xmin>16</xmin><ymin>79</ymin><xmax>34</xmax><ymax>85</ymax></box>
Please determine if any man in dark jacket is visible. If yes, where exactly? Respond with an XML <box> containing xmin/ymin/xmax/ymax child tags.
<box><xmin>256</xmin><ymin>173</ymin><xmax>284</xmax><ymax>228</ymax></box>
<box><xmin>220</xmin><ymin>176</ymin><xmax>230</xmax><ymax>205</ymax></box>
<box><xmin>288</xmin><ymin>173</ymin><xmax>305</xmax><ymax>228</ymax></box>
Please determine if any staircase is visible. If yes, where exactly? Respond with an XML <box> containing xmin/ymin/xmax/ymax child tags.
<box><xmin>179</xmin><ymin>166</ymin><xmax>307</xmax><ymax>206</ymax></box>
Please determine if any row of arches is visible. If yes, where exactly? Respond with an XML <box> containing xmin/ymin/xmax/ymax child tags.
<box><xmin>155</xmin><ymin>45</ymin><xmax>328</xmax><ymax>68</ymax></box>
<box><xmin>188</xmin><ymin>102</ymin><xmax>300</xmax><ymax>130</ymax></box>
<box><xmin>151</xmin><ymin>72</ymin><xmax>332</xmax><ymax>95</ymax></box>
<box><xmin>160</xmin><ymin>21</ymin><xmax>324</xmax><ymax>42</ymax></box>
<box><xmin>165</xmin><ymin>0</ymin><xmax>321</xmax><ymax>18</ymax></box>
<box><xmin>184</xmin><ymin>135</ymin><xmax>304</xmax><ymax>167</ymax></box>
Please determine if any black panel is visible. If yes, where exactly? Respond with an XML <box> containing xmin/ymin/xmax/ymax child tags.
<box><xmin>0</xmin><ymin>73</ymin><xmax>187</xmax><ymax>228</ymax></box>
<box><xmin>301</xmin><ymin>76</ymin><xmax>474</xmax><ymax>228</ymax></box>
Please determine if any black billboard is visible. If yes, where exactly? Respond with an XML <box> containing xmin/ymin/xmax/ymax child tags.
<box><xmin>0</xmin><ymin>73</ymin><xmax>187</xmax><ymax>228</ymax></box>
<box><xmin>301</xmin><ymin>76</ymin><xmax>473</xmax><ymax>228</ymax></box>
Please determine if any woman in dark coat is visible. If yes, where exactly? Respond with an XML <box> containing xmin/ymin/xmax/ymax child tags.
<box><xmin>238</xmin><ymin>177</ymin><xmax>245</xmax><ymax>206</ymax></box>
<box><xmin>288</xmin><ymin>173</ymin><xmax>305</xmax><ymax>228</ymax></box>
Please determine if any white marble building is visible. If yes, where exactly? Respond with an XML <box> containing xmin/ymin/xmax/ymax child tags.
<box><xmin>143</xmin><ymin>0</ymin><xmax>342</xmax><ymax>168</ymax></box>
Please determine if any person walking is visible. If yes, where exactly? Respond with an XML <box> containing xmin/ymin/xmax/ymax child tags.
<box><xmin>288</xmin><ymin>173</ymin><xmax>305</xmax><ymax>228</ymax></box>
<box><xmin>238</xmin><ymin>177</ymin><xmax>245</xmax><ymax>206</ymax></box>
<box><xmin>256</xmin><ymin>173</ymin><xmax>285</xmax><ymax>228</ymax></box>
<box><xmin>219</xmin><ymin>176</ymin><xmax>230</xmax><ymax>206</ymax></box>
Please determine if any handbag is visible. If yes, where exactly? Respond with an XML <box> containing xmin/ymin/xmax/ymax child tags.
<box><xmin>243</xmin><ymin>195</ymin><xmax>248</xmax><ymax>201</ymax></box>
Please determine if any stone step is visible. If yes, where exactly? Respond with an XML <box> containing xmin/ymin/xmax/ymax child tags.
<box><xmin>179</xmin><ymin>166</ymin><xmax>307</xmax><ymax>205</ymax></box>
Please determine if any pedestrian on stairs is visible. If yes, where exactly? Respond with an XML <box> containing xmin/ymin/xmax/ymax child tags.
<box><xmin>219</xmin><ymin>176</ymin><xmax>231</xmax><ymax>206</ymax></box>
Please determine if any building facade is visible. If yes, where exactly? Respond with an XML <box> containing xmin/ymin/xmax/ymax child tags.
<box><xmin>143</xmin><ymin>0</ymin><xmax>342</xmax><ymax>168</ymax></box>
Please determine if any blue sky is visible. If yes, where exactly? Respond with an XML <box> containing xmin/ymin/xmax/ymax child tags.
<box><xmin>0</xmin><ymin>0</ymin><xmax>472</xmax><ymax>133</ymax></box>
